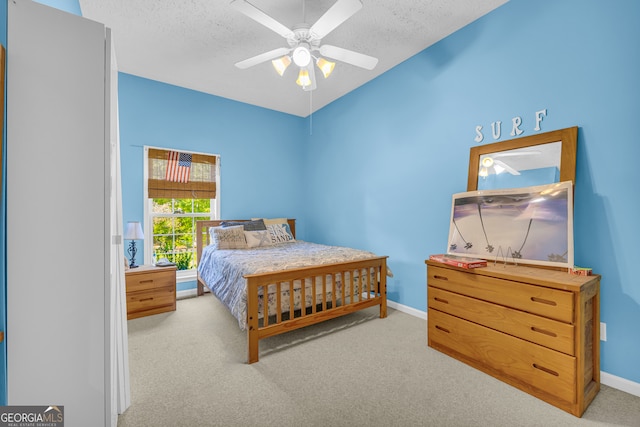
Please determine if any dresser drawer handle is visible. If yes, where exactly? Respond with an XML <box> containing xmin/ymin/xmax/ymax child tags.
<box><xmin>433</xmin><ymin>297</ymin><xmax>449</xmax><ymax>304</ymax></box>
<box><xmin>140</xmin><ymin>279</ymin><xmax>154</xmax><ymax>284</ymax></box>
<box><xmin>533</xmin><ymin>363</ymin><xmax>559</xmax><ymax>377</ymax></box>
<box><xmin>435</xmin><ymin>325</ymin><xmax>451</xmax><ymax>333</ymax></box>
<box><xmin>139</xmin><ymin>297</ymin><xmax>154</xmax><ymax>302</ymax></box>
<box><xmin>530</xmin><ymin>297</ymin><xmax>557</xmax><ymax>306</ymax></box>
<box><xmin>531</xmin><ymin>326</ymin><xmax>557</xmax><ymax>337</ymax></box>
<box><xmin>433</xmin><ymin>275</ymin><xmax>449</xmax><ymax>281</ymax></box>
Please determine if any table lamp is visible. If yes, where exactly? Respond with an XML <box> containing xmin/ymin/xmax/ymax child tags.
<box><xmin>124</xmin><ymin>221</ymin><xmax>144</xmax><ymax>268</ymax></box>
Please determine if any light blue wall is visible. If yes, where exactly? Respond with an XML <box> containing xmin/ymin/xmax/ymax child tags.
<box><xmin>117</xmin><ymin>73</ymin><xmax>307</xmax><ymax>262</ymax></box>
<box><xmin>305</xmin><ymin>0</ymin><xmax>640</xmax><ymax>384</ymax></box>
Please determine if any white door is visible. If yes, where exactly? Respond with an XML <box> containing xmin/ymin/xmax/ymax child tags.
<box><xmin>7</xmin><ymin>1</ymin><xmax>115</xmax><ymax>425</ymax></box>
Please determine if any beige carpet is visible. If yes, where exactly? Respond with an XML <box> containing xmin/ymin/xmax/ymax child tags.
<box><xmin>118</xmin><ymin>294</ymin><xmax>640</xmax><ymax>427</ymax></box>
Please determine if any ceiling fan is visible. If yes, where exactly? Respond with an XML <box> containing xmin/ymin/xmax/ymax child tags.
<box><xmin>479</xmin><ymin>151</ymin><xmax>541</xmax><ymax>176</ymax></box>
<box><xmin>231</xmin><ymin>0</ymin><xmax>378</xmax><ymax>91</ymax></box>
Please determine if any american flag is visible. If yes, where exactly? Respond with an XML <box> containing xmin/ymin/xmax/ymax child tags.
<box><xmin>166</xmin><ymin>151</ymin><xmax>192</xmax><ymax>183</ymax></box>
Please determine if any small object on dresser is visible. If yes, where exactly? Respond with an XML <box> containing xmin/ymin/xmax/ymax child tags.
<box><xmin>429</xmin><ymin>254</ymin><xmax>487</xmax><ymax>269</ymax></box>
<box><xmin>570</xmin><ymin>266</ymin><xmax>592</xmax><ymax>276</ymax></box>
<box><xmin>155</xmin><ymin>258</ymin><xmax>176</xmax><ymax>267</ymax></box>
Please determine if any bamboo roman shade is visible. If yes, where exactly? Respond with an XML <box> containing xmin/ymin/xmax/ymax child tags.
<box><xmin>147</xmin><ymin>148</ymin><xmax>216</xmax><ymax>199</ymax></box>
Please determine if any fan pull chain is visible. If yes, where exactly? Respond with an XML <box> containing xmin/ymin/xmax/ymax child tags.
<box><xmin>309</xmin><ymin>89</ymin><xmax>313</xmax><ymax>135</ymax></box>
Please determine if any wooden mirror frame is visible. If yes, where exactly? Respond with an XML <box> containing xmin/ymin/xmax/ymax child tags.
<box><xmin>467</xmin><ymin>126</ymin><xmax>578</xmax><ymax>191</ymax></box>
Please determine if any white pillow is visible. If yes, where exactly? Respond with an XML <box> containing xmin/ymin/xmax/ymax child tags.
<box><xmin>210</xmin><ymin>225</ymin><xmax>247</xmax><ymax>249</ymax></box>
<box><xmin>244</xmin><ymin>230</ymin><xmax>273</xmax><ymax>248</ymax></box>
<box><xmin>267</xmin><ymin>223</ymin><xmax>295</xmax><ymax>243</ymax></box>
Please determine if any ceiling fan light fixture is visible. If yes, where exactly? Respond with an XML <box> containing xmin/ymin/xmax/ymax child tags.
<box><xmin>271</xmin><ymin>55</ymin><xmax>291</xmax><ymax>76</ymax></box>
<box><xmin>316</xmin><ymin>57</ymin><xmax>335</xmax><ymax>78</ymax></box>
<box><xmin>481</xmin><ymin>157</ymin><xmax>494</xmax><ymax>168</ymax></box>
<box><xmin>292</xmin><ymin>45</ymin><xmax>311</xmax><ymax>67</ymax></box>
<box><xmin>296</xmin><ymin>68</ymin><xmax>312</xmax><ymax>88</ymax></box>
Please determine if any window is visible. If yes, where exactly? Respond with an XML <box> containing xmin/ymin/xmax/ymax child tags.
<box><xmin>144</xmin><ymin>147</ymin><xmax>219</xmax><ymax>273</ymax></box>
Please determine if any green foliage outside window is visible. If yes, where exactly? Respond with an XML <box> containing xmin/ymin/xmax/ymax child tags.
<box><xmin>151</xmin><ymin>198</ymin><xmax>211</xmax><ymax>270</ymax></box>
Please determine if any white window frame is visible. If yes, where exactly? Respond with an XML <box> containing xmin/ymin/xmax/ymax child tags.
<box><xmin>143</xmin><ymin>145</ymin><xmax>220</xmax><ymax>281</ymax></box>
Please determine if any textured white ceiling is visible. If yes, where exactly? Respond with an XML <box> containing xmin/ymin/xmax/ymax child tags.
<box><xmin>79</xmin><ymin>0</ymin><xmax>508</xmax><ymax>117</ymax></box>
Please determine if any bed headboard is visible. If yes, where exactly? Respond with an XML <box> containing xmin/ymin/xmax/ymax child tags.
<box><xmin>196</xmin><ymin>219</ymin><xmax>296</xmax><ymax>261</ymax></box>
<box><xmin>195</xmin><ymin>219</ymin><xmax>296</xmax><ymax>296</ymax></box>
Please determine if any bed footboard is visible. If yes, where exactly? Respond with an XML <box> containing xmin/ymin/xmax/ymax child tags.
<box><xmin>196</xmin><ymin>220</ymin><xmax>388</xmax><ymax>363</ymax></box>
<box><xmin>244</xmin><ymin>256</ymin><xmax>388</xmax><ymax>363</ymax></box>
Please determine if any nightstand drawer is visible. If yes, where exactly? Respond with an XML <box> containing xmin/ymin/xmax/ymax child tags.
<box><xmin>428</xmin><ymin>265</ymin><xmax>573</xmax><ymax>323</ymax></box>
<box><xmin>125</xmin><ymin>265</ymin><xmax>177</xmax><ymax>319</ymax></box>
<box><xmin>127</xmin><ymin>287</ymin><xmax>175</xmax><ymax>315</ymax></box>
<box><xmin>428</xmin><ymin>286</ymin><xmax>575</xmax><ymax>355</ymax></box>
<box><xmin>126</xmin><ymin>269</ymin><xmax>175</xmax><ymax>293</ymax></box>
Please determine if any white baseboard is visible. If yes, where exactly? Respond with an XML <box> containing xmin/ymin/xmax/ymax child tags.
<box><xmin>388</xmin><ymin>301</ymin><xmax>640</xmax><ymax>398</ymax></box>
<box><xmin>601</xmin><ymin>371</ymin><xmax>640</xmax><ymax>397</ymax></box>
<box><xmin>177</xmin><ymin>288</ymin><xmax>205</xmax><ymax>299</ymax></box>
<box><xmin>388</xmin><ymin>300</ymin><xmax>427</xmax><ymax>320</ymax></box>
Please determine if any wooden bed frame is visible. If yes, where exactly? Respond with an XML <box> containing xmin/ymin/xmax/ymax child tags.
<box><xmin>196</xmin><ymin>219</ymin><xmax>388</xmax><ymax>363</ymax></box>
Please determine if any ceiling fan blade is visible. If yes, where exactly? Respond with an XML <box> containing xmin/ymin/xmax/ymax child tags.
<box><xmin>494</xmin><ymin>159</ymin><xmax>521</xmax><ymax>176</ymax></box>
<box><xmin>235</xmin><ymin>47</ymin><xmax>291</xmax><ymax>69</ymax></box>
<box><xmin>310</xmin><ymin>0</ymin><xmax>363</xmax><ymax>40</ymax></box>
<box><xmin>230</xmin><ymin>0</ymin><xmax>295</xmax><ymax>39</ymax></box>
<box><xmin>319</xmin><ymin>45</ymin><xmax>378</xmax><ymax>70</ymax></box>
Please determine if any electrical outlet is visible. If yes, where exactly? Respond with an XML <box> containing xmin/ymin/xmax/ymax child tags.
<box><xmin>600</xmin><ymin>322</ymin><xmax>607</xmax><ymax>341</ymax></box>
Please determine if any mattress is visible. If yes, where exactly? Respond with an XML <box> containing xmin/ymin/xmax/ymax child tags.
<box><xmin>197</xmin><ymin>240</ymin><xmax>380</xmax><ymax>330</ymax></box>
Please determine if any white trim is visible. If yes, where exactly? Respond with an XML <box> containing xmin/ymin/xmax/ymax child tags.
<box><xmin>601</xmin><ymin>371</ymin><xmax>640</xmax><ymax>397</ymax></box>
<box><xmin>388</xmin><ymin>301</ymin><xmax>640</xmax><ymax>397</ymax></box>
<box><xmin>388</xmin><ymin>300</ymin><xmax>427</xmax><ymax>320</ymax></box>
<box><xmin>177</xmin><ymin>269</ymin><xmax>197</xmax><ymax>283</ymax></box>
<box><xmin>177</xmin><ymin>289</ymin><xmax>198</xmax><ymax>299</ymax></box>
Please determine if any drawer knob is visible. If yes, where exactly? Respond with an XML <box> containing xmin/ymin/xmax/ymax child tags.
<box><xmin>140</xmin><ymin>297</ymin><xmax>154</xmax><ymax>302</ymax></box>
<box><xmin>433</xmin><ymin>297</ymin><xmax>449</xmax><ymax>304</ymax></box>
<box><xmin>435</xmin><ymin>325</ymin><xmax>451</xmax><ymax>333</ymax></box>
<box><xmin>533</xmin><ymin>363</ymin><xmax>559</xmax><ymax>377</ymax></box>
<box><xmin>433</xmin><ymin>275</ymin><xmax>449</xmax><ymax>281</ymax></box>
<box><xmin>140</xmin><ymin>279</ymin><xmax>154</xmax><ymax>284</ymax></box>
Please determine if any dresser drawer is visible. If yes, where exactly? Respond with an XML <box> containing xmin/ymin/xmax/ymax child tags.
<box><xmin>126</xmin><ymin>269</ymin><xmax>175</xmax><ymax>293</ymax></box>
<box><xmin>428</xmin><ymin>265</ymin><xmax>573</xmax><ymax>323</ymax></box>
<box><xmin>428</xmin><ymin>309</ymin><xmax>576</xmax><ymax>403</ymax></box>
<box><xmin>127</xmin><ymin>286</ymin><xmax>175</xmax><ymax>315</ymax></box>
<box><xmin>428</xmin><ymin>286</ymin><xmax>575</xmax><ymax>355</ymax></box>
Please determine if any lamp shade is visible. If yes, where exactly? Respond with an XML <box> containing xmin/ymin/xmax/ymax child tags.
<box><xmin>124</xmin><ymin>221</ymin><xmax>144</xmax><ymax>240</ymax></box>
<box><xmin>316</xmin><ymin>57</ymin><xmax>335</xmax><ymax>78</ymax></box>
<box><xmin>296</xmin><ymin>68</ymin><xmax>311</xmax><ymax>87</ymax></box>
<box><xmin>272</xmin><ymin>55</ymin><xmax>291</xmax><ymax>76</ymax></box>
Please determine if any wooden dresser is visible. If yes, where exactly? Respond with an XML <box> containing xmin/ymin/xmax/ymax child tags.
<box><xmin>125</xmin><ymin>264</ymin><xmax>177</xmax><ymax>320</ymax></box>
<box><xmin>426</xmin><ymin>260</ymin><xmax>600</xmax><ymax>417</ymax></box>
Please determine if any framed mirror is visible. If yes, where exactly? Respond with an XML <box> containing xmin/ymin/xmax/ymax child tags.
<box><xmin>468</xmin><ymin>127</ymin><xmax>577</xmax><ymax>191</ymax></box>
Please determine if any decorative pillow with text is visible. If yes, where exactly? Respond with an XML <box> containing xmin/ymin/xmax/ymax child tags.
<box><xmin>267</xmin><ymin>223</ymin><xmax>295</xmax><ymax>243</ymax></box>
<box><xmin>210</xmin><ymin>225</ymin><xmax>247</xmax><ymax>249</ymax></box>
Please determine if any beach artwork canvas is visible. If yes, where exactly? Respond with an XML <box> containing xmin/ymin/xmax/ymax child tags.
<box><xmin>448</xmin><ymin>181</ymin><xmax>573</xmax><ymax>268</ymax></box>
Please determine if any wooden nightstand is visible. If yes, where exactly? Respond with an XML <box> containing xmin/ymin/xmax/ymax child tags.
<box><xmin>125</xmin><ymin>264</ymin><xmax>177</xmax><ymax>320</ymax></box>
